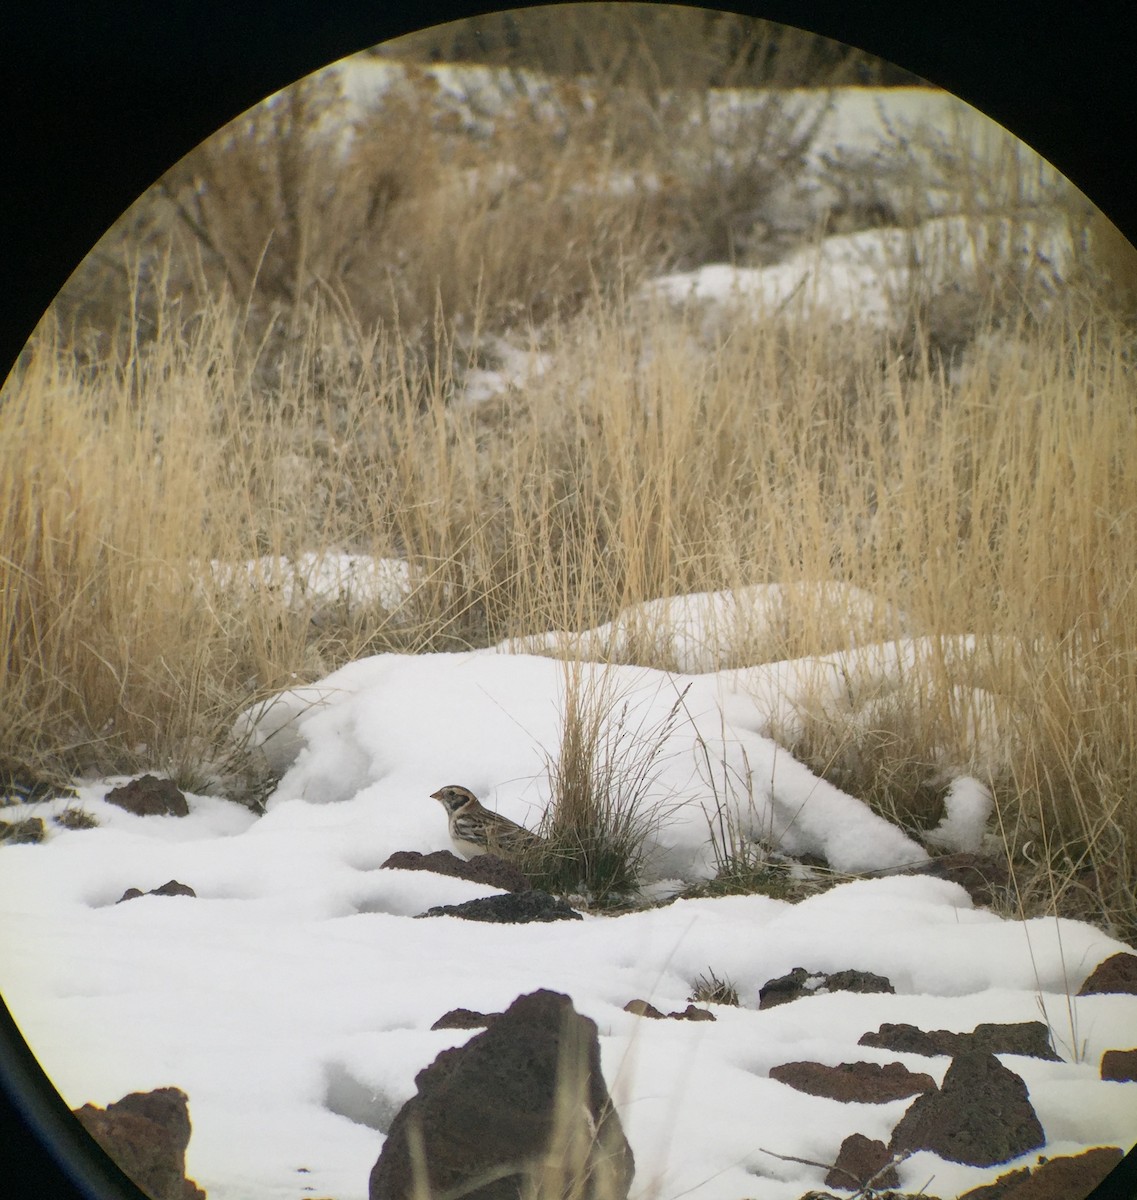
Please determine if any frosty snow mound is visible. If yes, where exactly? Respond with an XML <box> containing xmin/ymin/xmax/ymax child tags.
<box><xmin>1</xmin><ymin>769</ymin><xmax>1134</xmax><ymax>1200</ymax></box>
<box><xmin>3</xmin><ymin>599</ymin><xmax>1133</xmax><ymax>1200</ymax></box>
<box><xmin>238</xmin><ymin>643</ymin><xmax>927</xmax><ymax>880</ymax></box>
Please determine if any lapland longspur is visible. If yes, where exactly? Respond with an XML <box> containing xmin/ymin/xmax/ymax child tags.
<box><xmin>429</xmin><ymin>785</ymin><xmax>543</xmax><ymax>860</ymax></box>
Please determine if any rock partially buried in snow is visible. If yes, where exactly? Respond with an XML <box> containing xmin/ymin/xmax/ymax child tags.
<box><xmin>369</xmin><ymin>989</ymin><xmax>634</xmax><ymax>1200</ymax></box>
<box><xmin>623</xmin><ymin>999</ymin><xmax>715</xmax><ymax>1021</ymax></box>
<box><xmin>0</xmin><ymin>815</ymin><xmax>45</xmax><ymax>843</ymax></box>
<box><xmin>888</xmin><ymin>1051</ymin><xmax>1045</xmax><ymax>1167</ymax></box>
<box><xmin>1100</xmin><ymin>1048</ymin><xmax>1137</xmax><ymax>1082</ymax></box>
<box><xmin>758</xmin><ymin>966</ymin><xmax>894</xmax><ymax>1009</ymax></box>
<box><xmin>73</xmin><ymin>1087</ymin><xmax>205</xmax><ymax>1200</ymax></box>
<box><xmin>954</xmin><ymin>1145</ymin><xmax>1124</xmax><ymax>1200</ymax></box>
<box><xmin>859</xmin><ymin>1020</ymin><xmax>1059</xmax><ymax>1061</ymax></box>
<box><xmin>431</xmin><ymin>1007</ymin><xmax>500</xmax><ymax>1031</ymax></box>
<box><xmin>1077</xmin><ymin>951</ymin><xmax>1137</xmax><ymax>996</ymax></box>
<box><xmin>769</xmin><ymin>1059</ymin><xmax>935</xmax><ymax>1103</ymax></box>
<box><xmin>117</xmin><ymin>880</ymin><xmax>197</xmax><ymax>903</ymax></box>
<box><xmin>905</xmin><ymin>851</ymin><xmax>1009</xmax><ymax>908</ymax></box>
<box><xmin>825</xmin><ymin>1132</ymin><xmax>899</xmax><ymax>1191</ymax></box>
<box><xmin>381</xmin><ymin>848</ymin><xmax>532</xmax><ymax>893</ymax></box>
<box><xmin>417</xmin><ymin>889</ymin><xmax>583</xmax><ymax>923</ymax></box>
<box><xmin>105</xmin><ymin>776</ymin><xmax>189</xmax><ymax>818</ymax></box>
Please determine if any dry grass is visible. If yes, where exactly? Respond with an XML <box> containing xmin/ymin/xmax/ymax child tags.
<box><xmin>3</xmin><ymin>14</ymin><xmax>1135</xmax><ymax>940</ymax></box>
<box><xmin>522</xmin><ymin>663</ymin><xmax>689</xmax><ymax>903</ymax></box>
<box><xmin>7</xmin><ymin>273</ymin><xmax>1134</xmax><ymax>935</ymax></box>
<box><xmin>688</xmin><ymin>970</ymin><xmax>741</xmax><ymax>1007</ymax></box>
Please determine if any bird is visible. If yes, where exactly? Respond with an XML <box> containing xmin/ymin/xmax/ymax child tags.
<box><xmin>428</xmin><ymin>785</ymin><xmax>544</xmax><ymax>860</ymax></box>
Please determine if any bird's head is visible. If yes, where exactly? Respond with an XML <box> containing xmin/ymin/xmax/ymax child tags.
<box><xmin>429</xmin><ymin>785</ymin><xmax>479</xmax><ymax>815</ymax></box>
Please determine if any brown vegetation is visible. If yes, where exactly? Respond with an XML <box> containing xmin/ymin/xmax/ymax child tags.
<box><xmin>3</xmin><ymin>11</ymin><xmax>1135</xmax><ymax>942</ymax></box>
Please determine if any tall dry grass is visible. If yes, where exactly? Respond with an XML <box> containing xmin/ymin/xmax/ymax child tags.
<box><xmin>5</xmin><ymin>271</ymin><xmax>1134</xmax><ymax>926</ymax></box>
<box><xmin>3</xmin><ymin>15</ymin><xmax>1135</xmax><ymax>937</ymax></box>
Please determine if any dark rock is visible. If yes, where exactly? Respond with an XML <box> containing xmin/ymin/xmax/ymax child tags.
<box><xmin>622</xmin><ymin>1000</ymin><xmax>714</xmax><ymax>1021</ymax></box>
<box><xmin>889</xmin><ymin>1051</ymin><xmax>1044</xmax><ymax>1167</ymax></box>
<box><xmin>669</xmin><ymin>1004</ymin><xmax>715</xmax><ymax>1021</ymax></box>
<box><xmin>432</xmin><ymin>1008</ymin><xmax>499</xmax><ymax>1031</ymax></box>
<box><xmin>959</xmin><ymin>1168</ymin><xmax>1031</xmax><ymax>1199</ymax></box>
<box><xmin>117</xmin><ymin>880</ymin><xmax>197</xmax><ymax>904</ymax></box>
<box><xmin>758</xmin><ymin>967</ymin><xmax>820</xmax><ymax>1008</ymax></box>
<box><xmin>73</xmin><ymin>1087</ymin><xmax>205</xmax><ymax>1200</ymax></box>
<box><xmin>825</xmin><ymin>1133</ymin><xmax>899</xmax><ymax>1191</ymax></box>
<box><xmin>0</xmin><ymin>816</ymin><xmax>46</xmax><ymax>844</ymax></box>
<box><xmin>370</xmin><ymin>989</ymin><xmax>634</xmax><ymax>1200</ymax></box>
<box><xmin>1101</xmin><ymin>1048</ymin><xmax>1137</xmax><ymax>1081</ymax></box>
<box><xmin>956</xmin><ymin>1146</ymin><xmax>1123</xmax><ymax>1200</ymax></box>
<box><xmin>1078</xmin><ymin>951</ymin><xmax>1137</xmax><ymax>996</ymax></box>
<box><xmin>824</xmin><ymin>968</ymin><xmax>896</xmax><ymax>996</ymax></box>
<box><xmin>858</xmin><ymin>1020</ymin><xmax>1058</xmax><ymax>1061</ymax></box>
<box><xmin>770</xmin><ymin>1060</ymin><xmax>936</xmax><ymax>1103</ymax></box>
<box><xmin>381</xmin><ymin>849</ymin><xmax>532</xmax><ymax>893</ymax></box>
<box><xmin>758</xmin><ymin>966</ymin><xmax>894</xmax><ymax>1009</ymax></box>
<box><xmin>905</xmin><ymin>853</ymin><xmax>1009</xmax><ymax>907</ymax></box>
<box><xmin>417</xmin><ymin>890</ymin><xmax>583</xmax><ymax>923</ymax></box>
<box><xmin>152</xmin><ymin>880</ymin><xmax>196</xmax><ymax>898</ymax></box>
<box><xmin>624</xmin><ymin>999</ymin><xmax>666</xmax><ymax>1019</ymax></box>
<box><xmin>859</xmin><ymin>1022</ymin><xmax>959</xmax><ymax>1056</ymax></box>
<box><xmin>967</xmin><ymin>1022</ymin><xmax>1060</xmax><ymax>1061</ymax></box>
<box><xmin>105</xmin><ymin>775</ymin><xmax>189</xmax><ymax>818</ymax></box>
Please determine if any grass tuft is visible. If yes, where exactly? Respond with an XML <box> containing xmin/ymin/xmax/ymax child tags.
<box><xmin>688</xmin><ymin>969</ymin><xmax>740</xmax><ymax>1007</ymax></box>
<box><xmin>521</xmin><ymin>666</ymin><xmax>688</xmax><ymax>905</ymax></box>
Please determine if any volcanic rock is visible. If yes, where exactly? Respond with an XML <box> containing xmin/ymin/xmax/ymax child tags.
<box><xmin>622</xmin><ymin>1000</ymin><xmax>715</xmax><ymax>1021</ymax></box>
<box><xmin>1100</xmin><ymin>1048</ymin><xmax>1137</xmax><ymax>1082</ymax></box>
<box><xmin>859</xmin><ymin>1020</ymin><xmax>1057</xmax><ymax>1061</ymax></box>
<box><xmin>955</xmin><ymin>1145</ymin><xmax>1123</xmax><ymax>1199</ymax></box>
<box><xmin>117</xmin><ymin>880</ymin><xmax>197</xmax><ymax>903</ymax></box>
<box><xmin>382</xmin><ymin>849</ymin><xmax>531</xmax><ymax>893</ymax></box>
<box><xmin>905</xmin><ymin>852</ymin><xmax>1009</xmax><ymax>907</ymax></box>
<box><xmin>1078</xmin><ymin>951</ymin><xmax>1137</xmax><ymax>996</ymax></box>
<box><xmin>105</xmin><ymin>775</ymin><xmax>189</xmax><ymax>817</ymax></box>
<box><xmin>770</xmin><ymin>1059</ymin><xmax>935</xmax><ymax>1103</ymax></box>
<box><xmin>73</xmin><ymin>1087</ymin><xmax>205</xmax><ymax>1200</ymax></box>
<box><xmin>0</xmin><ymin>816</ymin><xmax>46</xmax><ymax>844</ymax></box>
<box><xmin>758</xmin><ymin>966</ymin><xmax>894</xmax><ymax>1009</ymax></box>
<box><xmin>432</xmin><ymin>1008</ymin><xmax>500</xmax><ymax>1031</ymax></box>
<box><xmin>417</xmin><ymin>889</ymin><xmax>583</xmax><ymax>923</ymax></box>
<box><xmin>370</xmin><ymin>989</ymin><xmax>634</xmax><ymax>1200</ymax></box>
<box><xmin>825</xmin><ymin>1133</ymin><xmax>899</xmax><ymax>1191</ymax></box>
<box><xmin>889</xmin><ymin>1051</ymin><xmax>1044</xmax><ymax>1167</ymax></box>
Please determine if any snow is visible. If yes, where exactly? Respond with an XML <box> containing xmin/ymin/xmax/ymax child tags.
<box><xmin>238</xmin><ymin>643</ymin><xmax>929</xmax><ymax>879</ymax></box>
<box><xmin>925</xmin><ymin>777</ymin><xmax>996</xmax><ymax>855</ymax></box>
<box><xmin>455</xmin><ymin>332</ymin><xmax>553</xmax><ymax>406</ymax></box>
<box><xmin>207</xmin><ymin>553</ymin><xmax>414</xmax><ymax>618</ymax></box>
<box><xmin>638</xmin><ymin>215</ymin><xmax>1077</xmax><ymax>339</ymax></box>
<box><xmin>500</xmin><ymin>583</ymin><xmax>906</xmax><ymax>674</ymax></box>
<box><xmin>2</xmin><ymin>616</ymin><xmax>1134</xmax><ymax>1200</ymax></box>
<box><xmin>4</xmin><ymin>55</ymin><xmax>1128</xmax><ymax>1200</ymax></box>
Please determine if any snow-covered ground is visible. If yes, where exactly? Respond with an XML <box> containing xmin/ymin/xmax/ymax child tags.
<box><xmin>3</xmin><ymin>50</ymin><xmax>1127</xmax><ymax>1200</ymax></box>
<box><xmin>1</xmin><ymin>600</ymin><xmax>1134</xmax><ymax>1200</ymax></box>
